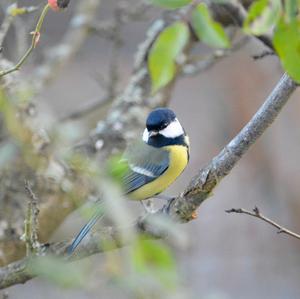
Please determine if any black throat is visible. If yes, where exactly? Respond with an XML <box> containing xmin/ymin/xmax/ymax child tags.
<box><xmin>147</xmin><ymin>134</ymin><xmax>188</xmax><ymax>148</ymax></box>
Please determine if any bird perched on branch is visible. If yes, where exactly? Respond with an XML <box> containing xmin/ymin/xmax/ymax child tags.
<box><xmin>68</xmin><ymin>108</ymin><xmax>190</xmax><ymax>253</ymax></box>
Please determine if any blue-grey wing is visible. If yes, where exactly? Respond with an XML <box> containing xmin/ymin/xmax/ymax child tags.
<box><xmin>122</xmin><ymin>141</ymin><xmax>170</xmax><ymax>194</ymax></box>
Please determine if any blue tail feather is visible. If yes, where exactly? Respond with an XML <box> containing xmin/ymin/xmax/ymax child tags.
<box><xmin>67</xmin><ymin>207</ymin><xmax>104</xmax><ymax>254</ymax></box>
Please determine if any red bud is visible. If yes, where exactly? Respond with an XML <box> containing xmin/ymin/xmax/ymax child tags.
<box><xmin>48</xmin><ymin>0</ymin><xmax>70</xmax><ymax>11</ymax></box>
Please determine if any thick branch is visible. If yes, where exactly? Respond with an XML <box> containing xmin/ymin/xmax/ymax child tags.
<box><xmin>167</xmin><ymin>73</ymin><xmax>297</xmax><ymax>222</ymax></box>
<box><xmin>0</xmin><ymin>218</ymin><xmax>156</xmax><ymax>289</ymax></box>
<box><xmin>226</xmin><ymin>207</ymin><xmax>300</xmax><ymax>240</ymax></box>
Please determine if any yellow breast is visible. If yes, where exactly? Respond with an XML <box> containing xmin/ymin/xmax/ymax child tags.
<box><xmin>129</xmin><ymin>145</ymin><xmax>189</xmax><ymax>200</ymax></box>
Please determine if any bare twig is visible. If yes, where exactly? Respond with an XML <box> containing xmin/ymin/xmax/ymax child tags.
<box><xmin>22</xmin><ymin>181</ymin><xmax>40</xmax><ymax>255</ymax></box>
<box><xmin>0</xmin><ymin>4</ymin><xmax>50</xmax><ymax>77</ymax></box>
<box><xmin>252</xmin><ymin>51</ymin><xmax>276</xmax><ymax>60</ymax></box>
<box><xmin>182</xmin><ymin>36</ymin><xmax>249</xmax><ymax>76</ymax></box>
<box><xmin>226</xmin><ymin>207</ymin><xmax>300</xmax><ymax>240</ymax></box>
<box><xmin>89</xmin><ymin>0</ymin><xmax>149</xmax><ymax>39</ymax></box>
<box><xmin>60</xmin><ymin>95</ymin><xmax>113</xmax><ymax>121</ymax></box>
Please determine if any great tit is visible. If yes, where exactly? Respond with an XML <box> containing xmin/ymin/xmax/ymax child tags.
<box><xmin>68</xmin><ymin>108</ymin><xmax>189</xmax><ymax>253</ymax></box>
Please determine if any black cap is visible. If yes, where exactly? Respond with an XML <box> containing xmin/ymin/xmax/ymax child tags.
<box><xmin>146</xmin><ymin>108</ymin><xmax>176</xmax><ymax>131</ymax></box>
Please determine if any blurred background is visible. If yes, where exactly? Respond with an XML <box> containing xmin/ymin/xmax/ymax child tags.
<box><xmin>2</xmin><ymin>0</ymin><xmax>300</xmax><ymax>298</ymax></box>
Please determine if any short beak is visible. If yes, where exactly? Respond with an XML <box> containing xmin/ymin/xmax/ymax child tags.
<box><xmin>148</xmin><ymin>130</ymin><xmax>158</xmax><ymax>138</ymax></box>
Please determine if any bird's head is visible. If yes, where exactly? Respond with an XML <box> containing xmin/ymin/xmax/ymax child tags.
<box><xmin>142</xmin><ymin>108</ymin><xmax>188</xmax><ymax>148</ymax></box>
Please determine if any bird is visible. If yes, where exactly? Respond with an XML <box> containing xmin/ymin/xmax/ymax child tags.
<box><xmin>67</xmin><ymin>107</ymin><xmax>190</xmax><ymax>254</ymax></box>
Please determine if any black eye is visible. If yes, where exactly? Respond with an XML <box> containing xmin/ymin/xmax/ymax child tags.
<box><xmin>160</xmin><ymin>122</ymin><xmax>168</xmax><ymax>129</ymax></box>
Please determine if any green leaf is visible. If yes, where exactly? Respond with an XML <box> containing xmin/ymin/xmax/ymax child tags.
<box><xmin>132</xmin><ymin>240</ymin><xmax>175</xmax><ymax>271</ymax></box>
<box><xmin>6</xmin><ymin>3</ymin><xmax>36</xmax><ymax>16</ymax></box>
<box><xmin>29</xmin><ymin>256</ymin><xmax>87</xmax><ymax>288</ymax></box>
<box><xmin>131</xmin><ymin>239</ymin><xmax>178</xmax><ymax>289</ymax></box>
<box><xmin>106</xmin><ymin>154</ymin><xmax>128</xmax><ymax>183</ymax></box>
<box><xmin>273</xmin><ymin>19</ymin><xmax>300</xmax><ymax>82</ymax></box>
<box><xmin>191</xmin><ymin>3</ymin><xmax>230</xmax><ymax>49</ymax></box>
<box><xmin>284</xmin><ymin>0</ymin><xmax>298</xmax><ymax>22</ymax></box>
<box><xmin>149</xmin><ymin>0</ymin><xmax>192</xmax><ymax>9</ymax></box>
<box><xmin>244</xmin><ymin>0</ymin><xmax>282</xmax><ymax>35</ymax></box>
<box><xmin>148</xmin><ymin>21</ymin><xmax>189</xmax><ymax>93</ymax></box>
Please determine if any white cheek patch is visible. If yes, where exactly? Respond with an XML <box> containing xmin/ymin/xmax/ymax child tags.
<box><xmin>159</xmin><ymin>118</ymin><xmax>184</xmax><ymax>138</ymax></box>
<box><xmin>142</xmin><ymin>128</ymin><xmax>149</xmax><ymax>143</ymax></box>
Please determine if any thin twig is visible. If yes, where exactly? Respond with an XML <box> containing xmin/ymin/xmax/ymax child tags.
<box><xmin>0</xmin><ymin>4</ymin><xmax>50</xmax><ymax>77</ymax></box>
<box><xmin>252</xmin><ymin>50</ymin><xmax>276</xmax><ymax>60</ymax></box>
<box><xmin>23</xmin><ymin>181</ymin><xmax>40</xmax><ymax>254</ymax></box>
<box><xmin>182</xmin><ymin>36</ymin><xmax>249</xmax><ymax>76</ymax></box>
<box><xmin>88</xmin><ymin>0</ymin><xmax>149</xmax><ymax>39</ymax></box>
<box><xmin>60</xmin><ymin>96</ymin><xmax>113</xmax><ymax>121</ymax></box>
<box><xmin>22</xmin><ymin>193</ymin><xmax>32</xmax><ymax>256</ymax></box>
<box><xmin>0</xmin><ymin>15</ymin><xmax>13</xmax><ymax>47</ymax></box>
<box><xmin>226</xmin><ymin>207</ymin><xmax>300</xmax><ymax>240</ymax></box>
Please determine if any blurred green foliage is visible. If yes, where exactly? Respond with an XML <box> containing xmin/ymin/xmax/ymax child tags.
<box><xmin>106</xmin><ymin>238</ymin><xmax>181</xmax><ymax>298</ymax></box>
<box><xmin>106</xmin><ymin>154</ymin><xmax>129</xmax><ymax>184</ymax></box>
<box><xmin>6</xmin><ymin>3</ymin><xmax>37</xmax><ymax>16</ymax></box>
<box><xmin>284</xmin><ymin>0</ymin><xmax>298</xmax><ymax>22</ymax></box>
<box><xmin>29</xmin><ymin>256</ymin><xmax>88</xmax><ymax>288</ymax></box>
<box><xmin>149</xmin><ymin>0</ymin><xmax>192</xmax><ymax>9</ymax></box>
<box><xmin>131</xmin><ymin>238</ymin><xmax>178</xmax><ymax>289</ymax></box>
<box><xmin>243</xmin><ymin>0</ymin><xmax>282</xmax><ymax>35</ymax></box>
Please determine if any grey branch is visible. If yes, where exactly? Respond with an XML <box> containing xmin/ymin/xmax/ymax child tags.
<box><xmin>59</xmin><ymin>95</ymin><xmax>113</xmax><ymax>121</ymax></box>
<box><xmin>182</xmin><ymin>36</ymin><xmax>249</xmax><ymax>76</ymax></box>
<box><xmin>226</xmin><ymin>207</ymin><xmax>300</xmax><ymax>240</ymax></box>
<box><xmin>0</xmin><ymin>72</ymin><xmax>297</xmax><ymax>290</ymax></box>
<box><xmin>0</xmin><ymin>217</ymin><xmax>156</xmax><ymax>289</ymax></box>
<box><xmin>167</xmin><ymin>73</ymin><xmax>297</xmax><ymax>222</ymax></box>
